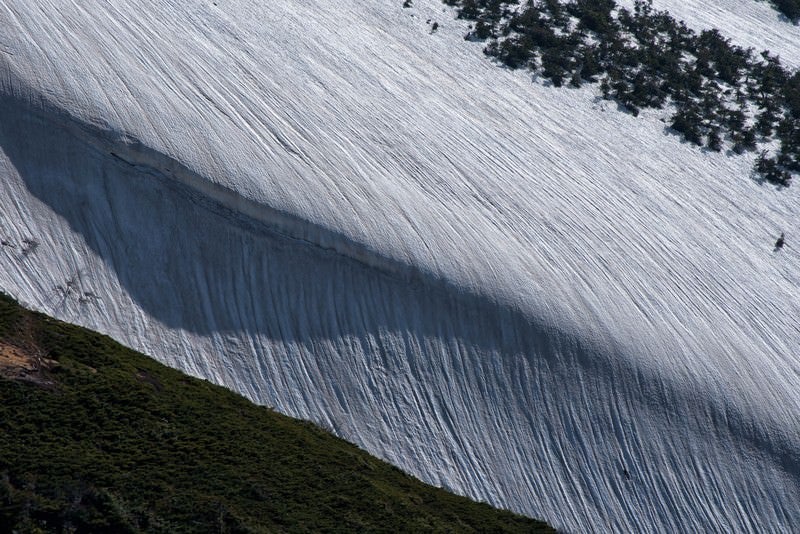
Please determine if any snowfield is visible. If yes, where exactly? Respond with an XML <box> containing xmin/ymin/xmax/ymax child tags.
<box><xmin>1</xmin><ymin>0</ymin><xmax>799</xmax><ymax>531</ymax></box>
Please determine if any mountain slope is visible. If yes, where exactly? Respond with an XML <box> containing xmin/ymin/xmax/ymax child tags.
<box><xmin>1</xmin><ymin>0</ymin><xmax>799</xmax><ymax>532</ymax></box>
<box><xmin>0</xmin><ymin>292</ymin><xmax>551</xmax><ymax>533</ymax></box>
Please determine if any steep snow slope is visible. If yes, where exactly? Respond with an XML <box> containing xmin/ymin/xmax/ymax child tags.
<box><xmin>1</xmin><ymin>0</ymin><xmax>799</xmax><ymax>531</ymax></box>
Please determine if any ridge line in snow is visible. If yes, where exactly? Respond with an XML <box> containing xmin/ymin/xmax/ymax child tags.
<box><xmin>0</xmin><ymin>85</ymin><xmax>444</xmax><ymax>295</ymax></box>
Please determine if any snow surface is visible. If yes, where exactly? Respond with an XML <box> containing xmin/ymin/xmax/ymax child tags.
<box><xmin>1</xmin><ymin>0</ymin><xmax>799</xmax><ymax>531</ymax></box>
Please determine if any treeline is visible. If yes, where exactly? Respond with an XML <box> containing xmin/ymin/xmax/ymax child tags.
<box><xmin>768</xmin><ymin>0</ymin><xmax>800</xmax><ymax>22</ymax></box>
<box><xmin>443</xmin><ymin>0</ymin><xmax>800</xmax><ymax>186</ymax></box>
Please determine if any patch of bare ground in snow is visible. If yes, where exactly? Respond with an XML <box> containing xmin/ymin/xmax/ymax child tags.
<box><xmin>0</xmin><ymin>320</ymin><xmax>57</xmax><ymax>387</ymax></box>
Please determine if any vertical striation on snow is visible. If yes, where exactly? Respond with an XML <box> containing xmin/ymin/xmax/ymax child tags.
<box><xmin>1</xmin><ymin>0</ymin><xmax>799</xmax><ymax>532</ymax></box>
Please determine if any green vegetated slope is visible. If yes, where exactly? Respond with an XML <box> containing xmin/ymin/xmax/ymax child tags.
<box><xmin>0</xmin><ymin>293</ymin><xmax>553</xmax><ymax>533</ymax></box>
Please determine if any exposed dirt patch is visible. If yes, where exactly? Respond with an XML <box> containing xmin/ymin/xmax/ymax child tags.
<box><xmin>0</xmin><ymin>339</ymin><xmax>57</xmax><ymax>387</ymax></box>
